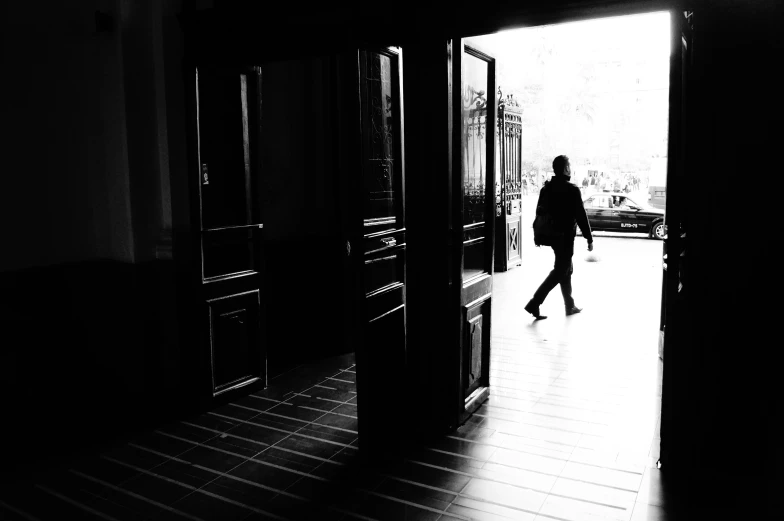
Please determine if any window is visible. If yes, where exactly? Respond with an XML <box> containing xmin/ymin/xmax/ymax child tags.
<box><xmin>619</xmin><ymin>197</ymin><xmax>640</xmax><ymax>209</ymax></box>
<box><xmin>588</xmin><ymin>196</ymin><xmax>610</xmax><ymax>209</ymax></box>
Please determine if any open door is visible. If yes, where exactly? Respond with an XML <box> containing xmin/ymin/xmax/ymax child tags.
<box><xmin>185</xmin><ymin>65</ymin><xmax>266</xmax><ymax>403</ymax></box>
<box><xmin>336</xmin><ymin>47</ymin><xmax>407</xmax><ymax>459</ymax></box>
<box><xmin>659</xmin><ymin>10</ymin><xmax>693</xmax><ymax>470</ymax></box>
<box><xmin>451</xmin><ymin>40</ymin><xmax>497</xmax><ymax>425</ymax></box>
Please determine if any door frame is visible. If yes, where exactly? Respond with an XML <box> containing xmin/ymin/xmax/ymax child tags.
<box><xmin>176</xmin><ymin>4</ymin><xmax>689</xmax><ymax>453</ymax></box>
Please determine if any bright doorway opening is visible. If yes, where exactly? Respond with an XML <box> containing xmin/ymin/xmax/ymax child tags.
<box><xmin>466</xmin><ymin>11</ymin><xmax>672</xmax><ymax>519</ymax></box>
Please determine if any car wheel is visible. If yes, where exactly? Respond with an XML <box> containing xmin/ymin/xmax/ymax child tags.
<box><xmin>651</xmin><ymin>221</ymin><xmax>667</xmax><ymax>240</ymax></box>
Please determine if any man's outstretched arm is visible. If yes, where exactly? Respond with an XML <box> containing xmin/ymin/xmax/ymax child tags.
<box><xmin>574</xmin><ymin>191</ymin><xmax>594</xmax><ymax>250</ymax></box>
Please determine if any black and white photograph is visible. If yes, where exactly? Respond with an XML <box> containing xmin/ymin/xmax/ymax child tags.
<box><xmin>1</xmin><ymin>1</ymin><xmax>781</xmax><ymax>520</ymax></box>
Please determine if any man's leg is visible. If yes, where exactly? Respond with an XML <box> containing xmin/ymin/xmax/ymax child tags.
<box><xmin>530</xmin><ymin>240</ymin><xmax>572</xmax><ymax>307</ymax></box>
<box><xmin>558</xmin><ymin>239</ymin><xmax>575</xmax><ymax>308</ymax></box>
<box><xmin>559</xmin><ymin>259</ymin><xmax>575</xmax><ymax>308</ymax></box>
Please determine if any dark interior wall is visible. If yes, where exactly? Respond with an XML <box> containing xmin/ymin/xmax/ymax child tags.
<box><xmin>260</xmin><ymin>58</ymin><xmax>337</xmax><ymax>241</ymax></box>
<box><xmin>1</xmin><ymin>0</ymin><xmax>135</xmax><ymax>271</ymax></box>
<box><xmin>123</xmin><ymin>0</ymin><xmax>178</xmax><ymax>263</ymax></box>
<box><xmin>0</xmin><ymin>0</ymin><xmax>187</xmax><ymax>465</ymax></box>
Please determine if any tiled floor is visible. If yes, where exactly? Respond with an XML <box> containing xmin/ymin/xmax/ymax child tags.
<box><xmin>0</xmin><ymin>237</ymin><xmax>669</xmax><ymax>520</ymax></box>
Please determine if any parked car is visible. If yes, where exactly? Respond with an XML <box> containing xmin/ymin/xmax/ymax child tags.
<box><xmin>580</xmin><ymin>192</ymin><xmax>667</xmax><ymax>240</ymax></box>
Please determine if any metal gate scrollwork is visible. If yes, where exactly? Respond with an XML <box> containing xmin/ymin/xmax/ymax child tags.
<box><xmin>495</xmin><ymin>87</ymin><xmax>524</xmax><ymax>271</ymax></box>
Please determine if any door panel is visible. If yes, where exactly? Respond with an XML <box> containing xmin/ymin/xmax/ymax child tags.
<box><xmin>197</xmin><ymin>69</ymin><xmax>257</xmax><ymax>230</ymax></box>
<box><xmin>453</xmin><ymin>41</ymin><xmax>496</xmax><ymax>423</ymax></box>
<box><xmin>193</xmin><ymin>65</ymin><xmax>265</xmax><ymax>400</ymax></box>
<box><xmin>208</xmin><ymin>291</ymin><xmax>262</xmax><ymax>395</ymax></box>
<box><xmin>464</xmin><ymin>296</ymin><xmax>491</xmax><ymax>400</ymax></box>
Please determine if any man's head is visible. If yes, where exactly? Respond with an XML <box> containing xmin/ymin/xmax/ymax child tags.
<box><xmin>553</xmin><ymin>155</ymin><xmax>571</xmax><ymax>178</ymax></box>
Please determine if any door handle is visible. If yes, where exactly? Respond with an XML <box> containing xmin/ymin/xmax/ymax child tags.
<box><xmin>346</xmin><ymin>240</ymin><xmax>351</xmax><ymax>257</ymax></box>
<box><xmin>380</xmin><ymin>237</ymin><xmax>396</xmax><ymax>247</ymax></box>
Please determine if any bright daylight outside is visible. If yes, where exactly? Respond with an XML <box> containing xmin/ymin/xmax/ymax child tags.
<box><xmin>479</xmin><ymin>11</ymin><xmax>670</xmax><ymax>208</ymax></box>
<box><xmin>471</xmin><ymin>10</ymin><xmax>672</xmax><ymax>324</ymax></box>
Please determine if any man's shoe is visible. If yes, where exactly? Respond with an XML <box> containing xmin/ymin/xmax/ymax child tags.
<box><xmin>565</xmin><ymin>305</ymin><xmax>583</xmax><ymax>316</ymax></box>
<box><xmin>525</xmin><ymin>301</ymin><xmax>547</xmax><ymax>320</ymax></box>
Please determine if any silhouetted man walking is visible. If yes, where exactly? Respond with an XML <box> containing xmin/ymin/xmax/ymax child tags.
<box><xmin>525</xmin><ymin>155</ymin><xmax>594</xmax><ymax>320</ymax></box>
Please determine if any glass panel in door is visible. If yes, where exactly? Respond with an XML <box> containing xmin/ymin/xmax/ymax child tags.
<box><xmin>462</xmin><ymin>52</ymin><xmax>490</xmax><ymax>279</ymax></box>
<box><xmin>362</xmin><ymin>51</ymin><xmax>399</xmax><ymax>231</ymax></box>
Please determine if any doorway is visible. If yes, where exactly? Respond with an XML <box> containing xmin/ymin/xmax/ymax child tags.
<box><xmin>454</xmin><ymin>11</ymin><xmax>673</xmax><ymax>518</ymax></box>
<box><xmin>257</xmin><ymin>48</ymin><xmax>408</xmax><ymax>458</ymax></box>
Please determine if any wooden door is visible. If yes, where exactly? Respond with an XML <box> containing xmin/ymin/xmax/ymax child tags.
<box><xmin>659</xmin><ymin>10</ymin><xmax>693</xmax><ymax>469</ymax></box>
<box><xmin>189</xmin><ymin>65</ymin><xmax>266</xmax><ymax>401</ymax></box>
<box><xmin>452</xmin><ymin>41</ymin><xmax>497</xmax><ymax>424</ymax></box>
<box><xmin>336</xmin><ymin>47</ymin><xmax>407</xmax><ymax>459</ymax></box>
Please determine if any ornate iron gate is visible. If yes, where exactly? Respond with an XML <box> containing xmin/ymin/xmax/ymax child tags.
<box><xmin>495</xmin><ymin>88</ymin><xmax>523</xmax><ymax>272</ymax></box>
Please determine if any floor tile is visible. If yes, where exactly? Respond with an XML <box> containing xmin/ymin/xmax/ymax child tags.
<box><xmin>449</xmin><ymin>496</ymin><xmax>538</xmax><ymax>520</ymax></box>
<box><xmin>374</xmin><ymin>477</ymin><xmax>457</xmax><ymax>511</ymax></box>
<box><xmin>559</xmin><ymin>461</ymin><xmax>644</xmax><ymax>491</ymax></box>
<box><xmin>487</xmin><ymin>448</ymin><xmax>568</xmax><ymax>476</ymax></box>
<box><xmin>200</xmin><ymin>431</ymin><xmax>268</xmax><ymax>458</ymax></box>
<box><xmin>120</xmin><ymin>472</ymin><xmax>194</xmax><ymax>506</ymax></box>
<box><xmin>227</xmin><ymin>460</ymin><xmax>302</xmax><ymax>490</ymax></box>
<box><xmin>549</xmin><ymin>477</ymin><xmax>636</xmax><ymax>510</ymax></box>
<box><xmin>537</xmin><ymin>492</ymin><xmax>633</xmax><ymax>521</ymax></box>
<box><xmin>389</xmin><ymin>460</ymin><xmax>471</xmax><ymax>494</ymax></box>
<box><xmin>476</xmin><ymin>462</ymin><xmax>557</xmax><ymax>492</ymax></box>
<box><xmin>69</xmin><ymin>452</ymin><xmax>146</xmax><ymax>485</ymax></box>
<box><xmin>149</xmin><ymin>458</ymin><xmax>218</xmax><ymax>489</ymax></box>
<box><xmin>167</xmin><ymin>490</ymin><xmax>254</xmax><ymax>521</ymax></box>
<box><xmin>461</xmin><ymin>478</ymin><xmax>548</xmax><ymax>513</ymax></box>
<box><xmin>221</xmin><ymin>420</ymin><xmax>291</xmax><ymax>447</ymax></box>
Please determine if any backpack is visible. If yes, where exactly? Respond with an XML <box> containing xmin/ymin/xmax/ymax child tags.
<box><xmin>532</xmin><ymin>184</ymin><xmax>564</xmax><ymax>246</ymax></box>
